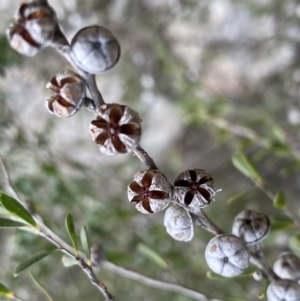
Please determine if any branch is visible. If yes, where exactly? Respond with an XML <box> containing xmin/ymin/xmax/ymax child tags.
<box><xmin>191</xmin><ymin>210</ymin><xmax>226</xmax><ymax>235</ymax></box>
<box><xmin>102</xmin><ymin>261</ymin><xmax>225</xmax><ymax>301</ymax></box>
<box><xmin>41</xmin><ymin>233</ymin><xmax>116</xmax><ymax>301</ymax></box>
<box><xmin>133</xmin><ymin>145</ymin><xmax>158</xmax><ymax>170</ymax></box>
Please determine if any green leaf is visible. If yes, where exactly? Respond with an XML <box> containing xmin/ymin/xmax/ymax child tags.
<box><xmin>258</xmin><ymin>281</ymin><xmax>268</xmax><ymax>299</ymax></box>
<box><xmin>137</xmin><ymin>244</ymin><xmax>169</xmax><ymax>270</ymax></box>
<box><xmin>14</xmin><ymin>249</ymin><xmax>57</xmax><ymax>276</ymax></box>
<box><xmin>270</xmin><ymin>215</ymin><xmax>294</xmax><ymax>232</ymax></box>
<box><xmin>65</xmin><ymin>214</ymin><xmax>78</xmax><ymax>255</ymax></box>
<box><xmin>80</xmin><ymin>226</ymin><xmax>91</xmax><ymax>262</ymax></box>
<box><xmin>0</xmin><ymin>283</ymin><xmax>13</xmax><ymax>297</ymax></box>
<box><xmin>232</xmin><ymin>152</ymin><xmax>263</xmax><ymax>183</ymax></box>
<box><xmin>29</xmin><ymin>271</ymin><xmax>53</xmax><ymax>301</ymax></box>
<box><xmin>290</xmin><ymin>234</ymin><xmax>300</xmax><ymax>253</ymax></box>
<box><xmin>61</xmin><ymin>255</ymin><xmax>78</xmax><ymax>267</ymax></box>
<box><xmin>0</xmin><ymin>217</ymin><xmax>27</xmax><ymax>228</ymax></box>
<box><xmin>273</xmin><ymin>191</ymin><xmax>287</xmax><ymax>210</ymax></box>
<box><xmin>227</xmin><ymin>188</ymin><xmax>254</xmax><ymax>205</ymax></box>
<box><xmin>0</xmin><ymin>194</ymin><xmax>38</xmax><ymax>229</ymax></box>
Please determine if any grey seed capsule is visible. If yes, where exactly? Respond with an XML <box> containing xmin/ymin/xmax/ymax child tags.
<box><xmin>205</xmin><ymin>234</ymin><xmax>250</xmax><ymax>277</ymax></box>
<box><xmin>267</xmin><ymin>280</ymin><xmax>300</xmax><ymax>301</ymax></box>
<box><xmin>164</xmin><ymin>204</ymin><xmax>194</xmax><ymax>241</ymax></box>
<box><xmin>232</xmin><ymin>210</ymin><xmax>270</xmax><ymax>245</ymax></box>
<box><xmin>273</xmin><ymin>253</ymin><xmax>300</xmax><ymax>283</ymax></box>
<box><xmin>71</xmin><ymin>26</ymin><xmax>120</xmax><ymax>74</ymax></box>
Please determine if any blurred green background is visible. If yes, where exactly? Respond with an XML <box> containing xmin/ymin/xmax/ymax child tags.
<box><xmin>1</xmin><ymin>0</ymin><xmax>300</xmax><ymax>300</ymax></box>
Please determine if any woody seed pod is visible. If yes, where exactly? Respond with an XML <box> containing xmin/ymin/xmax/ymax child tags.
<box><xmin>71</xmin><ymin>26</ymin><xmax>120</xmax><ymax>74</ymax></box>
<box><xmin>164</xmin><ymin>204</ymin><xmax>194</xmax><ymax>241</ymax></box>
<box><xmin>267</xmin><ymin>280</ymin><xmax>300</xmax><ymax>301</ymax></box>
<box><xmin>46</xmin><ymin>70</ymin><xmax>85</xmax><ymax>117</ymax></box>
<box><xmin>6</xmin><ymin>24</ymin><xmax>42</xmax><ymax>57</ymax></box>
<box><xmin>174</xmin><ymin>169</ymin><xmax>215</xmax><ymax>213</ymax></box>
<box><xmin>232</xmin><ymin>210</ymin><xmax>270</xmax><ymax>245</ymax></box>
<box><xmin>89</xmin><ymin>104</ymin><xmax>141</xmax><ymax>155</ymax></box>
<box><xmin>128</xmin><ymin>170</ymin><xmax>171</xmax><ymax>214</ymax></box>
<box><xmin>273</xmin><ymin>253</ymin><xmax>300</xmax><ymax>283</ymax></box>
<box><xmin>205</xmin><ymin>234</ymin><xmax>250</xmax><ymax>277</ymax></box>
<box><xmin>17</xmin><ymin>3</ymin><xmax>56</xmax><ymax>45</ymax></box>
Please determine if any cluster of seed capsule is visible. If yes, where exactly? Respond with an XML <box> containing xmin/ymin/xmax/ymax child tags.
<box><xmin>6</xmin><ymin>2</ymin><xmax>300</xmax><ymax>300</ymax></box>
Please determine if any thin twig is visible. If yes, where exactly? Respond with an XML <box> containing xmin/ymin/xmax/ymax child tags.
<box><xmin>0</xmin><ymin>156</ymin><xmax>115</xmax><ymax>300</ymax></box>
<box><xmin>102</xmin><ymin>261</ymin><xmax>225</xmax><ymax>301</ymax></box>
<box><xmin>249</xmin><ymin>253</ymin><xmax>279</xmax><ymax>282</ymax></box>
<box><xmin>133</xmin><ymin>145</ymin><xmax>158</xmax><ymax>170</ymax></box>
<box><xmin>40</xmin><ymin>232</ymin><xmax>116</xmax><ymax>300</ymax></box>
<box><xmin>255</xmin><ymin>181</ymin><xmax>300</xmax><ymax>229</ymax></box>
<box><xmin>191</xmin><ymin>210</ymin><xmax>226</xmax><ymax>235</ymax></box>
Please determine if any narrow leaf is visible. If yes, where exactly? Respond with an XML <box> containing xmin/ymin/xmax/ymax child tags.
<box><xmin>14</xmin><ymin>249</ymin><xmax>57</xmax><ymax>276</ymax></box>
<box><xmin>232</xmin><ymin>152</ymin><xmax>263</xmax><ymax>183</ymax></box>
<box><xmin>227</xmin><ymin>188</ymin><xmax>254</xmax><ymax>205</ymax></box>
<box><xmin>29</xmin><ymin>271</ymin><xmax>53</xmax><ymax>301</ymax></box>
<box><xmin>61</xmin><ymin>255</ymin><xmax>78</xmax><ymax>267</ymax></box>
<box><xmin>137</xmin><ymin>244</ymin><xmax>169</xmax><ymax>270</ymax></box>
<box><xmin>0</xmin><ymin>217</ymin><xmax>27</xmax><ymax>228</ymax></box>
<box><xmin>0</xmin><ymin>194</ymin><xmax>37</xmax><ymax>229</ymax></box>
<box><xmin>80</xmin><ymin>226</ymin><xmax>91</xmax><ymax>262</ymax></box>
<box><xmin>0</xmin><ymin>283</ymin><xmax>13</xmax><ymax>296</ymax></box>
<box><xmin>270</xmin><ymin>215</ymin><xmax>294</xmax><ymax>232</ymax></box>
<box><xmin>273</xmin><ymin>191</ymin><xmax>287</xmax><ymax>210</ymax></box>
<box><xmin>66</xmin><ymin>214</ymin><xmax>78</xmax><ymax>255</ymax></box>
<box><xmin>258</xmin><ymin>281</ymin><xmax>268</xmax><ymax>299</ymax></box>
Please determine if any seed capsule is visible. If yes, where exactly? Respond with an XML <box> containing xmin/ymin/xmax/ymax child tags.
<box><xmin>164</xmin><ymin>204</ymin><xmax>194</xmax><ymax>241</ymax></box>
<box><xmin>17</xmin><ymin>2</ymin><xmax>56</xmax><ymax>46</ymax></box>
<box><xmin>128</xmin><ymin>170</ymin><xmax>171</xmax><ymax>214</ymax></box>
<box><xmin>232</xmin><ymin>210</ymin><xmax>270</xmax><ymax>245</ymax></box>
<box><xmin>267</xmin><ymin>280</ymin><xmax>300</xmax><ymax>301</ymax></box>
<box><xmin>174</xmin><ymin>169</ymin><xmax>215</xmax><ymax>213</ymax></box>
<box><xmin>273</xmin><ymin>253</ymin><xmax>300</xmax><ymax>283</ymax></box>
<box><xmin>205</xmin><ymin>234</ymin><xmax>250</xmax><ymax>277</ymax></box>
<box><xmin>6</xmin><ymin>24</ymin><xmax>42</xmax><ymax>57</ymax></box>
<box><xmin>71</xmin><ymin>26</ymin><xmax>120</xmax><ymax>74</ymax></box>
<box><xmin>89</xmin><ymin>104</ymin><xmax>141</xmax><ymax>155</ymax></box>
<box><xmin>46</xmin><ymin>70</ymin><xmax>85</xmax><ymax>117</ymax></box>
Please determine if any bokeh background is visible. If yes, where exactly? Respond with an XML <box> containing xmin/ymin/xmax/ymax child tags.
<box><xmin>1</xmin><ymin>0</ymin><xmax>300</xmax><ymax>300</ymax></box>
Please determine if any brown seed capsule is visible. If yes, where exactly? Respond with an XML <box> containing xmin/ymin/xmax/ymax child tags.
<box><xmin>164</xmin><ymin>204</ymin><xmax>194</xmax><ymax>241</ymax></box>
<box><xmin>6</xmin><ymin>24</ymin><xmax>42</xmax><ymax>57</ymax></box>
<box><xmin>71</xmin><ymin>26</ymin><xmax>120</xmax><ymax>74</ymax></box>
<box><xmin>89</xmin><ymin>104</ymin><xmax>141</xmax><ymax>155</ymax></box>
<box><xmin>17</xmin><ymin>2</ymin><xmax>56</xmax><ymax>45</ymax></box>
<box><xmin>205</xmin><ymin>234</ymin><xmax>250</xmax><ymax>277</ymax></box>
<box><xmin>46</xmin><ymin>70</ymin><xmax>85</xmax><ymax>117</ymax></box>
<box><xmin>127</xmin><ymin>170</ymin><xmax>171</xmax><ymax>214</ymax></box>
<box><xmin>273</xmin><ymin>253</ymin><xmax>300</xmax><ymax>283</ymax></box>
<box><xmin>232</xmin><ymin>210</ymin><xmax>270</xmax><ymax>245</ymax></box>
<box><xmin>173</xmin><ymin>169</ymin><xmax>215</xmax><ymax>213</ymax></box>
<box><xmin>267</xmin><ymin>280</ymin><xmax>300</xmax><ymax>301</ymax></box>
